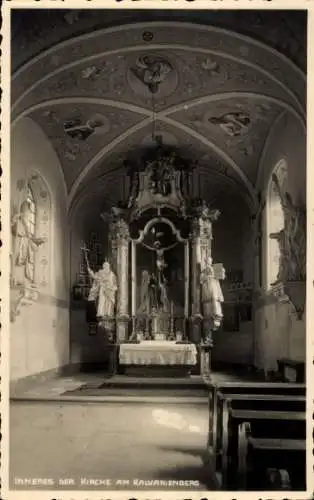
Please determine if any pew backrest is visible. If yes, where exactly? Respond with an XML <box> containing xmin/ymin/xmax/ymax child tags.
<box><xmin>220</xmin><ymin>401</ymin><xmax>305</xmax><ymax>487</ymax></box>
<box><xmin>209</xmin><ymin>388</ymin><xmax>306</xmax><ymax>454</ymax></box>
<box><xmin>209</xmin><ymin>382</ymin><xmax>305</xmax><ymax>421</ymax></box>
<box><xmin>238</xmin><ymin>421</ymin><xmax>306</xmax><ymax>490</ymax></box>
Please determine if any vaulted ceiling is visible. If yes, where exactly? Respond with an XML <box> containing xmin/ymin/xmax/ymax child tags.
<box><xmin>11</xmin><ymin>9</ymin><xmax>306</xmax><ymax>215</ymax></box>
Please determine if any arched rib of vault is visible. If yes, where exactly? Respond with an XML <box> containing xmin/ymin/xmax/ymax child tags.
<box><xmin>11</xmin><ymin>97</ymin><xmax>151</xmax><ymax>127</ymax></box>
<box><xmin>67</xmin><ymin>116</ymin><xmax>153</xmax><ymax>206</ymax></box>
<box><xmin>65</xmin><ymin>91</ymin><xmax>301</xmax><ymax>207</ymax></box>
<box><xmin>255</xmin><ymin>110</ymin><xmax>287</xmax><ymax>191</ymax></box>
<box><xmin>13</xmin><ymin>21</ymin><xmax>305</xmax><ymax>82</ymax></box>
<box><xmin>15</xmin><ymin>93</ymin><xmax>301</xmax><ymax>210</ymax></box>
<box><xmin>67</xmin><ymin>119</ymin><xmax>255</xmax><ymax>210</ymax></box>
<box><xmin>161</xmin><ymin>92</ymin><xmax>306</xmax><ymax>125</ymax></box>
<box><xmin>12</xmin><ymin>92</ymin><xmax>305</xmax><ymax>129</ymax></box>
<box><xmin>12</xmin><ymin>44</ymin><xmax>304</xmax><ymax>115</ymax></box>
<box><xmin>159</xmin><ymin>116</ymin><xmax>257</xmax><ymax>203</ymax></box>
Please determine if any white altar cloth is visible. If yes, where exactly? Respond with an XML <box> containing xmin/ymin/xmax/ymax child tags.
<box><xmin>119</xmin><ymin>341</ymin><xmax>197</xmax><ymax>366</ymax></box>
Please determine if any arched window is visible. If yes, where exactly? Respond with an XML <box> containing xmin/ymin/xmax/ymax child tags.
<box><xmin>266</xmin><ymin>159</ymin><xmax>287</xmax><ymax>288</ymax></box>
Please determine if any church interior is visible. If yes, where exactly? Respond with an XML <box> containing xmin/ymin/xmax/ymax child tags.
<box><xmin>9</xmin><ymin>9</ymin><xmax>307</xmax><ymax>492</ymax></box>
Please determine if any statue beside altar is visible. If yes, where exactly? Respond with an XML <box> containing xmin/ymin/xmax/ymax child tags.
<box><xmin>82</xmin><ymin>244</ymin><xmax>118</xmax><ymax>322</ymax></box>
<box><xmin>200</xmin><ymin>259</ymin><xmax>225</xmax><ymax>342</ymax></box>
<box><xmin>87</xmin><ymin>261</ymin><xmax>117</xmax><ymax>318</ymax></box>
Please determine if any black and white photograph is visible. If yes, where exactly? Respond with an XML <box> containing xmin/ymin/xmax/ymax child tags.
<box><xmin>3</xmin><ymin>3</ymin><xmax>312</xmax><ymax>497</ymax></box>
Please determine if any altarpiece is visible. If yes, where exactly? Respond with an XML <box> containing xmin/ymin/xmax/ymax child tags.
<box><xmin>89</xmin><ymin>146</ymin><xmax>226</xmax><ymax>374</ymax></box>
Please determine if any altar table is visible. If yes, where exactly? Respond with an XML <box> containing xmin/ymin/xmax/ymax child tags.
<box><xmin>119</xmin><ymin>341</ymin><xmax>197</xmax><ymax>366</ymax></box>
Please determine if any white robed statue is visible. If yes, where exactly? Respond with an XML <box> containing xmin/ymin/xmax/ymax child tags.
<box><xmin>200</xmin><ymin>258</ymin><xmax>225</xmax><ymax>330</ymax></box>
<box><xmin>85</xmin><ymin>252</ymin><xmax>117</xmax><ymax>318</ymax></box>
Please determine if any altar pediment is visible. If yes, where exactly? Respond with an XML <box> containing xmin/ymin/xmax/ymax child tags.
<box><xmin>128</xmin><ymin>151</ymin><xmax>191</xmax><ymax>219</ymax></box>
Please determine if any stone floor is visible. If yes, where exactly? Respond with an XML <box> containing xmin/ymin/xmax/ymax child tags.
<box><xmin>9</xmin><ymin>368</ymin><xmax>259</xmax><ymax>491</ymax></box>
<box><xmin>10</xmin><ymin>400</ymin><xmax>216</xmax><ymax>491</ymax></box>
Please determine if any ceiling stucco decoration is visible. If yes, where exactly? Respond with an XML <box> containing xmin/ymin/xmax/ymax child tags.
<box><xmin>11</xmin><ymin>16</ymin><xmax>306</xmax><ymax>215</ymax></box>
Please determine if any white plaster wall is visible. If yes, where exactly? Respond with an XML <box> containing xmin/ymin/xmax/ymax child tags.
<box><xmin>254</xmin><ymin>111</ymin><xmax>306</xmax><ymax>369</ymax></box>
<box><xmin>213</xmin><ymin>195</ymin><xmax>249</xmax><ymax>275</ymax></box>
<box><xmin>213</xmin><ymin>321</ymin><xmax>253</xmax><ymax>365</ymax></box>
<box><xmin>10</xmin><ymin>117</ymin><xmax>70</xmax><ymax>380</ymax></box>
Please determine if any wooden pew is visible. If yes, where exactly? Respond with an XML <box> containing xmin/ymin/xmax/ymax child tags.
<box><xmin>208</xmin><ymin>382</ymin><xmax>305</xmax><ymax>453</ymax></box>
<box><xmin>218</xmin><ymin>403</ymin><xmax>305</xmax><ymax>489</ymax></box>
<box><xmin>238</xmin><ymin>422</ymin><xmax>306</xmax><ymax>490</ymax></box>
<box><xmin>210</xmin><ymin>392</ymin><xmax>305</xmax><ymax>463</ymax></box>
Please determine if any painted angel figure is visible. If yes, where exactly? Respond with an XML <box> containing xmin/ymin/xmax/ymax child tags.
<box><xmin>209</xmin><ymin>112</ymin><xmax>250</xmax><ymax>137</ymax></box>
<box><xmin>64</xmin><ymin>116</ymin><xmax>105</xmax><ymax>141</ymax></box>
<box><xmin>87</xmin><ymin>261</ymin><xmax>117</xmax><ymax>318</ymax></box>
<box><xmin>132</xmin><ymin>56</ymin><xmax>173</xmax><ymax>93</ymax></box>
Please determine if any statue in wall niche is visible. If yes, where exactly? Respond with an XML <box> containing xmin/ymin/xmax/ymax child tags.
<box><xmin>200</xmin><ymin>259</ymin><xmax>226</xmax><ymax>331</ymax></box>
<box><xmin>272</xmin><ymin>174</ymin><xmax>306</xmax><ymax>281</ymax></box>
<box><xmin>11</xmin><ymin>201</ymin><xmax>47</xmax><ymax>285</ymax></box>
<box><xmin>86</xmin><ymin>260</ymin><xmax>118</xmax><ymax>318</ymax></box>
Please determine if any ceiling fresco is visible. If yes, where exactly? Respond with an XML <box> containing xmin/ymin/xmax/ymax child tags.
<box><xmin>11</xmin><ymin>11</ymin><xmax>306</xmax><ymax>213</ymax></box>
<box><xmin>28</xmin><ymin>103</ymin><xmax>146</xmax><ymax>189</ymax></box>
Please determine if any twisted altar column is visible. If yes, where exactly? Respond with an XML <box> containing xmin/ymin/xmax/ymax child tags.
<box><xmin>190</xmin><ymin>215</ymin><xmax>214</xmax><ymax>343</ymax></box>
<box><xmin>190</xmin><ymin>218</ymin><xmax>202</xmax><ymax>343</ymax></box>
<box><xmin>115</xmin><ymin>218</ymin><xmax>130</xmax><ymax>343</ymax></box>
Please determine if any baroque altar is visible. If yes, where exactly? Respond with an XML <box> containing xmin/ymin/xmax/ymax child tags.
<box><xmin>89</xmin><ymin>146</ymin><xmax>225</xmax><ymax>375</ymax></box>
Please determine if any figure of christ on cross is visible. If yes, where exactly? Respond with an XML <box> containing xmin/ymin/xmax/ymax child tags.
<box><xmin>138</xmin><ymin>247</ymin><xmax>170</xmax><ymax>315</ymax></box>
<box><xmin>151</xmin><ymin>247</ymin><xmax>169</xmax><ymax>313</ymax></box>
